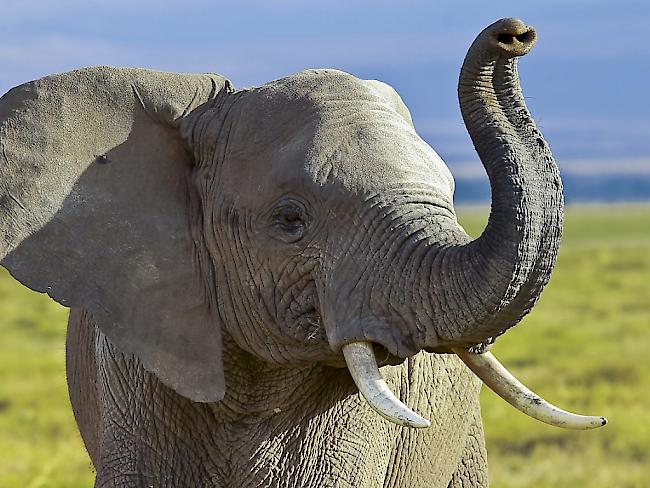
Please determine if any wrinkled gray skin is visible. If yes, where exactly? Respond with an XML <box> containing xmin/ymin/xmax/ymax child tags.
<box><xmin>0</xmin><ymin>19</ymin><xmax>560</xmax><ymax>487</ymax></box>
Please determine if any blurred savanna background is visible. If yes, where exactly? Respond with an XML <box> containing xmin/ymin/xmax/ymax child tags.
<box><xmin>1</xmin><ymin>1</ymin><xmax>648</xmax><ymax>486</ymax></box>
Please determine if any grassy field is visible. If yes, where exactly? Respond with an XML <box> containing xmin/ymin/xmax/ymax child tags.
<box><xmin>0</xmin><ymin>204</ymin><xmax>648</xmax><ymax>487</ymax></box>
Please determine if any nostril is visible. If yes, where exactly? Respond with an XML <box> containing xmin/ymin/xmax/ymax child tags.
<box><xmin>497</xmin><ymin>33</ymin><xmax>515</xmax><ymax>44</ymax></box>
<box><xmin>515</xmin><ymin>31</ymin><xmax>534</xmax><ymax>43</ymax></box>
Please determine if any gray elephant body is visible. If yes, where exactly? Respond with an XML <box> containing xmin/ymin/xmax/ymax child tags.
<box><xmin>67</xmin><ymin>309</ymin><xmax>487</xmax><ymax>487</ymax></box>
<box><xmin>0</xmin><ymin>19</ymin><xmax>569</xmax><ymax>488</ymax></box>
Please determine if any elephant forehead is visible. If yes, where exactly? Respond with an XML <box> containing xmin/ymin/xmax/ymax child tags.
<box><xmin>219</xmin><ymin>70</ymin><xmax>455</xmax><ymax>207</ymax></box>
<box><xmin>306</xmin><ymin>115</ymin><xmax>455</xmax><ymax>201</ymax></box>
<box><xmin>221</xmin><ymin>115</ymin><xmax>455</xmax><ymax>210</ymax></box>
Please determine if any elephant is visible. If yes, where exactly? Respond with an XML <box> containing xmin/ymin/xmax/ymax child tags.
<box><xmin>0</xmin><ymin>18</ymin><xmax>605</xmax><ymax>487</ymax></box>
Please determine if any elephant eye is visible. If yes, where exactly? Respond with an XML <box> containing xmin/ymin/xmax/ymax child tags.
<box><xmin>270</xmin><ymin>203</ymin><xmax>309</xmax><ymax>243</ymax></box>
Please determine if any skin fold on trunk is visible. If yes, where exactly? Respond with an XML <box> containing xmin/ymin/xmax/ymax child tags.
<box><xmin>343</xmin><ymin>19</ymin><xmax>606</xmax><ymax>431</ymax></box>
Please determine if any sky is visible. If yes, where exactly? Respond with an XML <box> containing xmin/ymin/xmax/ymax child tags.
<box><xmin>1</xmin><ymin>0</ymin><xmax>649</xmax><ymax>181</ymax></box>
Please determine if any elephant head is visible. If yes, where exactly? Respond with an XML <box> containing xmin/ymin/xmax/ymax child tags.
<box><xmin>0</xmin><ymin>19</ymin><xmax>604</xmax><ymax>429</ymax></box>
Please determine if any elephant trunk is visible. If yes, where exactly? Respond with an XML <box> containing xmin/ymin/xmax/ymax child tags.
<box><xmin>428</xmin><ymin>18</ymin><xmax>563</xmax><ymax>349</ymax></box>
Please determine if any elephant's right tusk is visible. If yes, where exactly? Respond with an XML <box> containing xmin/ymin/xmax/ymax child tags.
<box><xmin>453</xmin><ymin>348</ymin><xmax>607</xmax><ymax>430</ymax></box>
<box><xmin>342</xmin><ymin>341</ymin><xmax>430</xmax><ymax>429</ymax></box>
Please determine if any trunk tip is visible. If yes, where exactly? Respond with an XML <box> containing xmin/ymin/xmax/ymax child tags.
<box><xmin>484</xmin><ymin>18</ymin><xmax>537</xmax><ymax>57</ymax></box>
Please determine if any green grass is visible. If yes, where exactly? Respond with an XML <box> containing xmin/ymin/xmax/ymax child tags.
<box><xmin>0</xmin><ymin>204</ymin><xmax>648</xmax><ymax>487</ymax></box>
<box><xmin>0</xmin><ymin>269</ymin><xmax>94</xmax><ymax>486</ymax></box>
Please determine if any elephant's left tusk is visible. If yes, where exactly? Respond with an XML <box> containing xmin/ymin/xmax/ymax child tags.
<box><xmin>453</xmin><ymin>348</ymin><xmax>607</xmax><ymax>430</ymax></box>
<box><xmin>342</xmin><ymin>341</ymin><xmax>431</xmax><ymax>428</ymax></box>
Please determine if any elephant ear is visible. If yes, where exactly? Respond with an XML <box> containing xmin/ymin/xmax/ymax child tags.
<box><xmin>0</xmin><ymin>67</ymin><xmax>230</xmax><ymax>402</ymax></box>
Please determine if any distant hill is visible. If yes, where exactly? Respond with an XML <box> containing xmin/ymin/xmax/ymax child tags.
<box><xmin>449</xmin><ymin>158</ymin><xmax>650</xmax><ymax>204</ymax></box>
<box><xmin>454</xmin><ymin>173</ymin><xmax>650</xmax><ymax>204</ymax></box>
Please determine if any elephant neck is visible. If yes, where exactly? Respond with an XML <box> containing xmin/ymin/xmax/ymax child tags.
<box><xmin>211</xmin><ymin>333</ymin><xmax>351</xmax><ymax>422</ymax></box>
<box><xmin>204</xmin><ymin>345</ymin><xmax>483</xmax><ymax>486</ymax></box>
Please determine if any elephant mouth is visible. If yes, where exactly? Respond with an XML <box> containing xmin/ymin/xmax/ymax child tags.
<box><xmin>326</xmin><ymin>342</ymin><xmax>405</xmax><ymax>368</ymax></box>
<box><xmin>371</xmin><ymin>342</ymin><xmax>407</xmax><ymax>366</ymax></box>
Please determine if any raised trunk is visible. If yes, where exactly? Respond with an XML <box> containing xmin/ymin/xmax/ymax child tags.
<box><xmin>430</xmin><ymin>19</ymin><xmax>563</xmax><ymax>349</ymax></box>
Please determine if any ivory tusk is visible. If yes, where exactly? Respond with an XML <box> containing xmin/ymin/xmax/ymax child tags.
<box><xmin>342</xmin><ymin>341</ymin><xmax>431</xmax><ymax>429</ymax></box>
<box><xmin>453</xmin><ymin>348</ymin><xmax>607</xmax><ymax>430</ymax></box>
